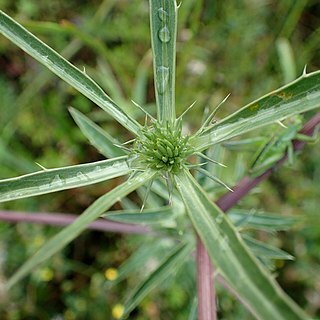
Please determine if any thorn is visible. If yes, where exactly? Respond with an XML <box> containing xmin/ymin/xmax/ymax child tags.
<box><xmin>177</xmin><ymin>100</ymin><xmax>197</xmax><ymax>121</ymax></box>
<box><xmin>186</xmin><ymin>162</ymin><xmax>208</xmax><ymax>169</ymax></box>
<box><xmin>195</xmin><ymin>152</ymin><xmax>227</xmax><ymax>167</ymax></box>
<box><xmin>302</xmin><ymin>65</ymin><xmax>308</xmax><ymax>76</ymax></box>
<box><xmin>140</xmin><ymin>179</ymin><xmax>153</xmax><ymax>212</ymax></box>
<box><xmin>35</xmin><ymin>162</ymin><xmax>48</xmax><ymax>171</ymax></box>
<box><xmin>276</xmin><ymin>120</ymin><xmax>287</xmax><ymax>128</ymax></box>
<box><xmin>197</xmin><ymin>93</ymin><xmax>231</xmax><ymax>134</ymax></box>
<box><xmin>212</xmin><ymin>93</ymin><xmax>231</xmax><ymax>118</ymax></box>
<box><xmin>131</xmin><ymin>100</ymin><xmax>155</xmax><ymax>121</ymax></box>
<box><xmin>195</xmin><ymin>168</ymin><xmax>233</xmax><ymax>192</ymax></box>
<box><xmin>164</xmin><ymin>173</ymin><xmax>174</xmax><ymax>205</ymax></box>
<box><xmin>113</xmin><ymin>143</ymin><xmax>131</xmax><ymax>152</ymax></box>
<box><xmin>122</xmin><ymin>138</ymin><xmax>136</xmax><ymax>146</ymax></box>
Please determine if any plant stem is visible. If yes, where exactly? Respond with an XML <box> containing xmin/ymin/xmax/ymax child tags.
<box><xmin>0</xmin><ymin>210</ymin><xmax>151</xmax><ymax>234</ymax></box>
<box><xmin>197</xmin><ymin>234</ymin><xmax>217</xmax><ymax>320</ymax></box>
<box><xmin>197</xmin><ymin>112</ymin><xmax>320</xmax><ymax>320</ymax></box>
<box><xmin>1</xmin><ymin>114</ymin><xmax>319</xmax><ymax>318</ymax></box>
<box><xmin>216</xmin><ymin>112</ymin><xmax>320</xmax><ymax>212</ymax></box>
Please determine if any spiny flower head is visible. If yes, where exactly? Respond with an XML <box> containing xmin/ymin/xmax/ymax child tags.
<box><xmin>132</xmin><ymin>120</ymin><xmax>193</xmax><ymax>174</ymax></box>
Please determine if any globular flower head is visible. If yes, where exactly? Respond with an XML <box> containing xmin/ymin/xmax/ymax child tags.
<box><xmin>131</xmin><ymin>120</ymin><xmax>193</xmax><ymax>174</ymax></box>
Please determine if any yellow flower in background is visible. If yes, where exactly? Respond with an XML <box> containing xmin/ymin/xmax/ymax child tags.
<box><xmin>104</xmin><ymin>268</ymin><xmax>118</xmax><ymax>281</ymax></box>
<box><xmin>112</xmin><ymin>304</ymin><xmax>124</xmax><ymax>319</ymax></box>
<box><xmin>39</xmin><ymin>267</ymin><xmax>54</xmax><ymax>282</ymax></box>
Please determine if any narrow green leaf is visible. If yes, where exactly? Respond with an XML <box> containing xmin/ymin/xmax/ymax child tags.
<box><xmin>132</xmin><ymin>51</ymin><xmax>152</xmax><ymax>105</ymax></box>
<box><xmin>102</xmin><ymin>206</ymin><xmax>174</xmax><ymax>224</ymax></box>
<box><xmin>0</xmin><ymin>157</ymin><xmax>130</xmax><ymax>202</ymax></box>
<box><xmin>0</xmin><ymin>11</ymin><xmax>141</xmax><ymax>135</ymax></box>
<box><xmin>191</xmin><ymin>70</ymin><xmax>320</xmax><ymax>151</ymax></box>
<box><xmin>6</xmin><ymin>170</ymin><xmax>156</xmax><ymax>289</ymax></box>
<box><xmin>229</xmin><ymin>209</ymin><xmax>301</xmax><ymax>231</ymax></box>
<box><xmin>0</xmin><ymin>141</ymin><xmax>37</xmax><ymax>173</ymax></box>
<box><xmin>222</xmin><ymin>137</ymin><xmax>266</xmax><ymax>152</ymax></box>
<box><xmin>150</xmin><ymin>0</ymin><xmax>177</xmax><ymax>122</ymax></box>
<box><xmin>175</xmin><ymin>170</ymin><xmax>307</xmax><ymax>320</ymax></box>
<box><xmin>106</xmin><ymin>239</ymin><xmax>171</xmax><ymax>288</ymax></box>
<box><xmin>95</xmin><ymin>58</ymin><xmax>136</xmax><ymax>117</ymax></box>
<box><xmin>187</xmin><ymin>297</ymin><xmax>198</xmax><ymax>320</ymax></box>
<box><xmin>276</xmin><ymin>38</ymin><xmax>297</xmax><ymax>84</ymax></box>
<box><xmin>69</xmin><ymin>107</ymin><xmax>126</xmax><ymax>158</ymax></box>
<box><xmin>243</xmin><ymin>235</ymin><xmax>294</xmax><ymax>260</ymax></box>
<box><xmin>122</xmin><ymin>241</ymin><xmax>192</xmax><ymax>318</ymax></box>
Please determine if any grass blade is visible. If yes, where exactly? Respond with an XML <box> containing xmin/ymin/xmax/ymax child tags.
<box><xmin>229</xmin><ymin>209</ymin><xmax>301</xmax><ymax>231</ymax></box>
<box><xmin>150</xmin><ymin>0</ymin><xmax>177</xmax><ymax>122</ymax></box>
<box><xmin>175</xmin><ymin>170</ymin><xmax>307</xmax><ymax>320</ymax></box>
<box><xmin>276</xmin><ymin>38</ymin><xmax>297</xmax><ymax>84</ymax></box>
<box><xmin>0</xmin><ymin>157</ymin><xmax>130</xmax><ymax>202</ymax></box>
<box><xmin>122</xmin><ymin>241</ymin><xmax>193</xmax><ymax>318</ymax></box>
<box><xmin>69</xmin><ymin>107</ymin><xmax>126</xmax><ymax>158</ymax></box>
<box><xmin>106</xmin><ymin>239</ymin><xmax>171</xmax><ymax>288</ymax></box>
<box><xmin>6</xmin><ymin>170</ymin><xmax>156</xmax><ymax>289</ymax></box>
<box><xmin>192</xmin><ymin>70</ymin><xmax>320</xmax><ymax>151</ymax></box>
<box><xmin>0</xmin><ymin>11</ymin><xmax>141</xmax><ymax>135</ymax></box>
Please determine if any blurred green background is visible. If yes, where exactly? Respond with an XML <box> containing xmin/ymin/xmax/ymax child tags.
<box><xmin>0</xmin><ymin>0</ymin><xmax>319</xmax><ymax>319</ymax></box>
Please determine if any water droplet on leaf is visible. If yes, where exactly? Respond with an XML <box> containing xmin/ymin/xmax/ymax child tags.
<box><xmin>93</xmin><ymin>165</ymin><xmax>102</xmax><ymax>172</ymax></box>
<box><xmin>50</xmin><ymin>174</ymin><xmax>64</xmax><ymax>187</ymax></box>
<box><xmin>76</xmin><ymin>171</ymin><xmax>88</xmax><ymax>181</ymax></box>
<box><xmin>158</xmin><ymin>8</ymin><xmax>168</xmax><ymax>21</ymax></box>
<box><xmin>158</xmin><ymin>27</ymin><xmax>170</xmax><ymax>43</ymax></box>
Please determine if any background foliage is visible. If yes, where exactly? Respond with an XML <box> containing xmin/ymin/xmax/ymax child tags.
<box><xmin>0</xmin><ymin>0</ymin><xmax>319</xmax><ymax>319</ymax></box>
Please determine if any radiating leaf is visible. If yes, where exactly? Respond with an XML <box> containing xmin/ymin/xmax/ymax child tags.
<box><xmin>229</xmin><ymin>209</ymin><xmax>301</xmax><ymax>231</ymax></box>
<box><xmin>101</xmin><ymin>207</ymin><xmax>174</xmax><ymax>224</ymax></box>
<box><xmin>69</xmin><ymin>107</ymin><xmax>126</xmax><ymax>158</ymax></box>
<box><xmin>243</xmin><ymin>235</ymin><xmax>294</xmax><ymax>260</ymax></box>
<box><xmin>122</xmin><ymin>241</ymin><xmax>192</xmax><ymax>318</ymax></box>
<box><xmin>0</xmin><ymin>11</ymin><xmax>141</xmax><ymax>135</ymax></box>
<box><xmin>0</xmin><ymin>157</ymin><xmax>130</xmax><ymax>202</ymax></box>
<box><xmin>222</xmin><ymin>137</ymin><xmax>266</xmax><ymax>152</ymax></box>
<box><xmin>6</xmin><ymin>170</ymin><xmax>156</xmax><ymax>289</ymax></box>
<box><xmin>175</xmin><ymin>170</ymin><xmax>306</xmax><ymax>320</ymax></box>
<box><xmin>150</xmin><ymin>0</ymin><xmax>177</xmax><ymax>122</ymax></box>
<box><xmin>192</xmin><ymin>70</ymin><xmax>320</xmax><ymax>151</ymax></box>
<box><xmin>103</xmin><ymin>206</ymin><xmax>174</xmax><ymax>224</ymax></box>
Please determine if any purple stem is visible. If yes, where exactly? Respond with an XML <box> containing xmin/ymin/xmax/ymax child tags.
<box><xmin>0</xmin><ymin>210</ymin><xmax>151</xmax><ymax>234</ymax></box>
<box><xmin>216</xmin><ymin>112</ymin><xmax>320</xmax><ymax>212</ymax></box>
<box><xmin>197</xmin><ymin>234</ymin><xmax>217</xmax><ymax>320</ymax></box>
<box><xmin>0</xmin><ymin>114</ymin><xmax>319</xmax><ymax>319</ymax></box>
<box><xmin>197</xmin><ymin>112</ymin><xmax>320</xmax><ymax>320</ymax></box>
